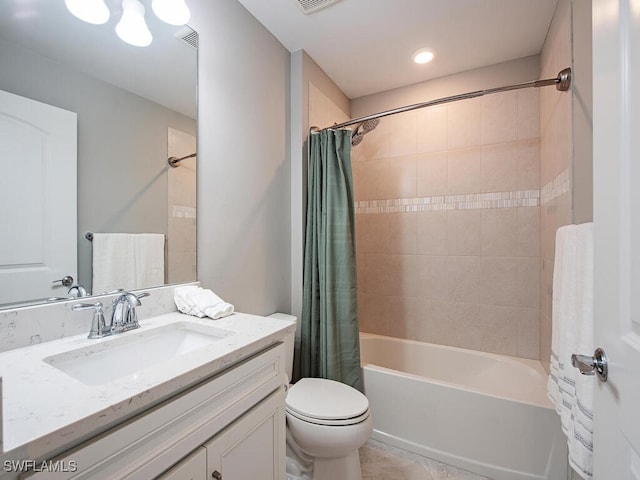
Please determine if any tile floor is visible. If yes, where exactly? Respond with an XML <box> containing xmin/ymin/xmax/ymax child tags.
<box><xmin>359</xmin><ymin>439</ymin><xmax>489</xmax><ymax>480</ymax></box>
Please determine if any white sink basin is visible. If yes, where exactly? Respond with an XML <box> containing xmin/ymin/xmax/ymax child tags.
<box><xmin>43</xmin><ymin>321</ymin><xmax>235</xmax><ymax>386</ymax></box>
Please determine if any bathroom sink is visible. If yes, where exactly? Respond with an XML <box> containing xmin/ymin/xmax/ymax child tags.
<box><xmin>43</xmin><ymin>321</ymin><xmax>235</xmax><ymax>386</ymax></box>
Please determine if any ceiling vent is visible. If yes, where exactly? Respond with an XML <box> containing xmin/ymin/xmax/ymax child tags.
<box><xmin>293</xmin><ymin>0</ymin><xmax>342</xmax><ymax>14</ymax></box>
<box><xmin>174</xmin><ymin>26</ymin><xmax>199</xmax><ymax>49</ymax></box>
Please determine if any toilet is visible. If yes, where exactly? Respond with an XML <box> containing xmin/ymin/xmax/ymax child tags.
<box><xmin>268</xmin><ymin>313</ymin><xmax>373</xmax><ymax>480</ymax></box>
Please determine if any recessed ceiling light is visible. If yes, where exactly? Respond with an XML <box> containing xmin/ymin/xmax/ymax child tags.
<box><xmin>412</xmin><ymin>48</ymin><xmax>436</xmax><ymax>65</ymax></box>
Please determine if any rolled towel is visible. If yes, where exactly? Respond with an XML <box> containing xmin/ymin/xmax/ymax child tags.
<box><xmin>174</xmin><ymin>286</ymin><xmax>234</xmax><ymax>320</ymax></box>
<box><xmin>204</xmin><ymin>301</ymin><xmax>234</xmax><ymax>320</ymax></box>
<box><xmin>174</xmin><ymin>285</ymin><xmax>205</xmax><ymax>318</ymax></box>
<box><xmin>185</xmin><ymin>288</ymin><xmax>234</xmax><ymax>319</ymax></box>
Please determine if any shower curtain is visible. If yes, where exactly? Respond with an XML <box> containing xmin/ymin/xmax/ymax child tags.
<box><xmin>300</xmin><ymin>128</ymin><xmax>362</xmax><ymax>391</ymax></box>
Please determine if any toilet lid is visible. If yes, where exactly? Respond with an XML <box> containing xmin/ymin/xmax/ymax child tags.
<box><xmin>286</xmin><ymin>378</ymin><xmax>369</xmax><ymax>421</ymax></box>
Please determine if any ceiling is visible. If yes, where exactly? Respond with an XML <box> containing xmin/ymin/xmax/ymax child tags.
<box><xmin>0</xmin><ymin>0</ymin><xmax>559</xmax><ymax>111</ymax></box>
<box><xmin>0</xmin><ymin>0</ymin><xmax>197</xmax><ymax>118</ymax></box>
<box><xmin>236</xmin><ymin>0</ymin><xmax>559</xmax><ymax>99</ymax></box>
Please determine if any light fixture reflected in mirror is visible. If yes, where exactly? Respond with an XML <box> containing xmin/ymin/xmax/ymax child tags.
<box><xmin>116</xmin><ymin>0</ymin><xmax>153</xmax><ymax>47</ymax></box>
<box><xmin>64</xmin><ymin>0</ymin><xmax>110</xmax><ymax>25</ymax></box>
<box><xmin>65</xmin><ymin>0</ymin><xmax>192</xmax><ymax>47</ymax></box>
<box><xmin>152</xmin><ymin>0</ymin><xmax>191</xmax><ymax>26</ymax></box>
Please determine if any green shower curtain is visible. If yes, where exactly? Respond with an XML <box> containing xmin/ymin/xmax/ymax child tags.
<box><xmin>300</xmin><ymin>128</ymin><xmax>362</xmax><ymax>391</ymax></box>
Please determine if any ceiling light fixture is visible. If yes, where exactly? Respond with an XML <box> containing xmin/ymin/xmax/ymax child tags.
<box><xmin>412</xmin><ymin>48</ymin><xmax>436</xmax><ymax>65</ymax></box>
<box><xmin>152</xmin><ymin>0</ymin><xmax>191</xmax><ymax>26</ymax></box>
<box><xmin>116</xmin><ymin>0</ymin><xmax>153</xmax><ymax>47</ymax></box>
<box><xmin>64</xmin><ymin>0</ymin><xmax>110</xmax><ymax>25</ymax></box>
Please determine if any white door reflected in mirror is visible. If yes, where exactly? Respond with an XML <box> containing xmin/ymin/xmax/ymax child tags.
<box><xmin>0</xmin><ymin>89</ymin><xmax>77</xmax><ymax>305</ymax></box>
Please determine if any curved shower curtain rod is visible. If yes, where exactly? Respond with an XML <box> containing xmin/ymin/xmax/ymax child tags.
<box><xmin>320</xmin><ymin>67</ymin><xmax>572</xmax><ymax>132</ymax></box>
<box><xmin>168</xmin><ymin>152</ymin><xmax>196</xmax><ymax>168</ymax></box>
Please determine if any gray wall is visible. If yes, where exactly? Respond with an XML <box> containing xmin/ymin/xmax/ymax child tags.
<box><xmin>190</xmin><ymin>0</ymin><xmax>291</xmax><ymax>315</ymax></box>
<box><xmin>0</xmin><ymin>37</ymin><xmax>195</xmax><ymax>291</ymax></box>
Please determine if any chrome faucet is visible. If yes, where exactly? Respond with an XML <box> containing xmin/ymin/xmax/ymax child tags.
<box><xmin>72</xmin><ymin>291</ymin><xmax>149</xmax><ymax>339</ymax></box>
<box><xmin>47</xmin><ymin>284</ymin><xmax>90</xmax><ymax>302</ymax></box>
<box><xmin>110</xmin><ymin>292</ymin><xmax>150</xmax><ymax>333</ymax></box>
<box><xmin>67</xmin><ymin>284</ymin><xmax>89</xmax><ymax>298</ymax></box>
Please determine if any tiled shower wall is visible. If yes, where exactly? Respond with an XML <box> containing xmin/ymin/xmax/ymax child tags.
<box><xmin>167</xmin><ymin>128</ymin><xmax>197</xmax><ymax>284</ymax></box>
<box><xmin>539</xmin><ymin>0</ymin><xmax>574</xmax><ymax>372</ymax></box>
<box><xmin>352</xmin><ymin>88</ymin><xmax>542</xmax><ymax>359</ymax></box>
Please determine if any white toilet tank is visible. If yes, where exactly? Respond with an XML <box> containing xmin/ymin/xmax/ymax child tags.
<box><xmin>267</xmin><ymin>313</ymin><xmax>297</xmax><ymax>380</ymax></box>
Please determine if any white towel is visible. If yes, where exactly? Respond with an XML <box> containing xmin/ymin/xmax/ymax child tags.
<box><xmin>547</xmin><ymin>223</ymin><xmax>594</xmax><ymax>480</ymax></box>
<box><xmin>92</xmin><ymin>233</ymin><xmax>165</xmax><ymax>294</ymax></box>
<box><xmin>174</xmin><ymin>285</ymin><xmax>234</xmax><ymax>320</ymax></box>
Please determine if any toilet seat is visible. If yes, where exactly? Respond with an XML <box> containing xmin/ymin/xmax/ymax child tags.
<box><xmin>286</xmin><ymin>407</ymin><xmax>370</xmax><ymax>426</ymax></box>
<box><xmin>286</xmin><ymin>378</ymin><xmax>370</xmax><ymax>426</ymax></box>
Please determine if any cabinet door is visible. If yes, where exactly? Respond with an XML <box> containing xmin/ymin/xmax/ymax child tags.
<box><xmin>204</xmin><ymin>388</ymin><xmax>286</xmax><ymax>480</ymax></box>
<box><xmin>156</xmin><ymin>447</ymin><xmax>207</xmax><ymax>480</ymax></box>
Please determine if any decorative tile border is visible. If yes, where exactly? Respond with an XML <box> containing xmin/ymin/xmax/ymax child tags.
<box><xmin>172</xmin><ymin>205</ymin><xmax>197</xmax><ymax>219</ymax></box>
<box><xmin>355</xmin><ymin>190</ymin><xmax>540</xmax><ymax>214</ymax></box>
<box><xmin>541</xmin><ymin>169</ymin><xmax>570</xmax><ymax>205</ymax></box>
<box><xmin>354</xmin><ymin>168</ymin><xmax>570</xmax><ymax>214</ymax></box>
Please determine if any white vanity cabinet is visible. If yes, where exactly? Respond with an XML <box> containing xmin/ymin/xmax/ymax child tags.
<box><xmin>22</xmin><ymin>343</ymin><xmax>286</xmax><ymax>480</ymax></box>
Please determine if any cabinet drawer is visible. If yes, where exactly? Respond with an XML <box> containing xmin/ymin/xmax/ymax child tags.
<box><xmin>156</xmin><ymin>448</ymin><xmax>206</xmax><ymax>480</ymax></box>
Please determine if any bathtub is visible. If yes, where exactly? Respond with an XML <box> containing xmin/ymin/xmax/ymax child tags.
<box><xmin>360</xmin><ymin>333</ymin><xmax>567</xmax><ymax>480</ymax></box>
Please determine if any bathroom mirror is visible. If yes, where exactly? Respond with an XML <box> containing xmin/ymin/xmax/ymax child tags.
<box><xmin>0</xmin><ymin>0</ymin><xmax>197</xmax><ymax>309</ymax></box>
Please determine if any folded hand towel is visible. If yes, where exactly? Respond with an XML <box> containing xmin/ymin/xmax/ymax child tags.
<box><xmin>174</xmin><ymin>285</ymin><xmax>205</xmax><ymax>317</ymax></box>
<box><xmin>174</xmin><ymin>286</ymin><xmax>234</xmax><ymax>320</ymax></box>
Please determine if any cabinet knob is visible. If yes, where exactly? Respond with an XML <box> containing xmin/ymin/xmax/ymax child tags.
<box><xmin>212</xmin><ymin>471</ymin><xmax>222</xmax><ymax>480</ymax></box>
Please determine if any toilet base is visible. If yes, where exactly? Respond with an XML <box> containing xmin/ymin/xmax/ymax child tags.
<box><xmin>286</xmin><ymin>461</ymin><xmax>312</xmax><ymax>480</ymax></box>
<box><xmin>312</xmin><ymin>450</ymin><xmax>362</xmax><ymax>480</ymax></box>
<box><xmin>286</xmin><ymin>433</ymin><xmax>363</xmax><ymax>480</ymax></box>
<box><xmin>286</xmin><ymin>436</ymin><xmax>313</xmax><ymax>480</ymax></box>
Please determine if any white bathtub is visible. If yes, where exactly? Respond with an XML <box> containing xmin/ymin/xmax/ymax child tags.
<box><xmin>360</xmin><ymin>333</ymin><xmax>567</xmax><ymax>480</ymax></box>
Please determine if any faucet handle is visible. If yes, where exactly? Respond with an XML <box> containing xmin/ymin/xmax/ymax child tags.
<box><xmin>71</xmin><ymin>302</ymin><xmax>103</xmax><ymax>312</ymax></box>
<box><xmin>72</xmin><ymin>302</ymin><xmax>107</xmax><ymax>339</ymax></box>
<box><xmin>136</xmin><ymin>292</ymin><xmax>150</xmax><ymax>301</ymax></box>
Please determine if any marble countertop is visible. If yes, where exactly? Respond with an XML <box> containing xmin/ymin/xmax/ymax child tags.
<box><xmin>0</xmin><ymin>311</ymin><xmax>294</xmax><ymax>461</ymax></box>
